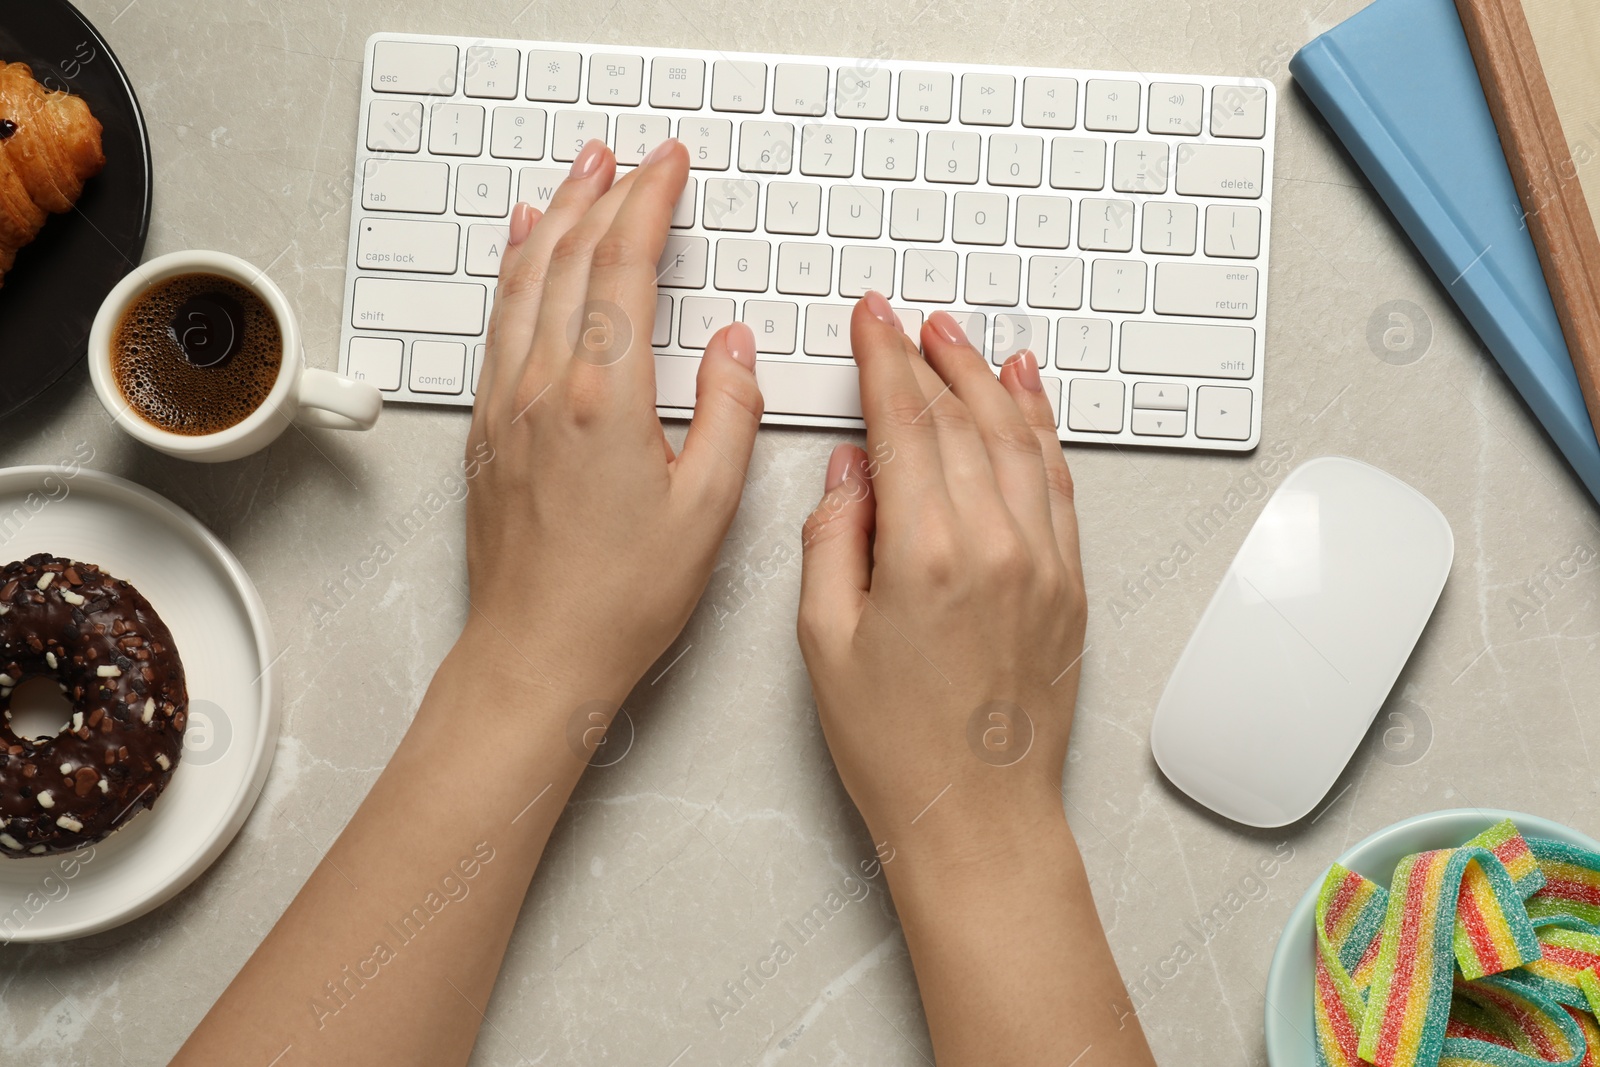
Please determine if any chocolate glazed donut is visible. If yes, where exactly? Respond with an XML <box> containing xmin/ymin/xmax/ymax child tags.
<box><xmin>0</xmin><ymin>554</ymin><xmax>187</xmax><ymax>857</ymax></box>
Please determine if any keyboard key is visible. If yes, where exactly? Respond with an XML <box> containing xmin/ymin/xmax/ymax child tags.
<box><xmin>429</xmin><ymin>103</ymin><xmax>485</xmax><ymax>156</ymax></box>
<box><xmin>738</xmin><ymin>121</ymin><xmax>795</xmax><ymax>174</ymax></box>
<box><xmin>964</xmin><ymin>252</ymin><xmax>1021</xmax><ymax>305</ymax></box>
<box><xmin>650</xmin><ymin>57</ymin><xmax>706</xmax><ymax>109</ymax></box>
<box><xmin>1041</xmin><ymin>375</ymin><xmax>1063</xmax><ymax>425</ymax></box>
<box><xmin>672</xmin><ymin>177</ymin><xmax>697</xmax><ymax>227</ymax></box>
<box><xmin>347</xmin><ymin>337</ymin><xmax>403</xmax><ymax>391</ymax></box>
<box><xmin>835</xmin><ymin>67</ymin><xmax>891</xmax><ymax>119</ymax></box>
<box><xmin>714</xmin><ymin>238</ymin><xmax>771</xmax><ymax>291</ymax></box>
<box><xmin>712</xmin><ymin>60</ymin><xmax>767</xmax><ymax>112</ymax></box>
<box><xmin>657</xmin><ymin>353</ymin><xmax>865</xmax><ymax>417</ymax></box>
<box><xmin>1022</xmin><ymin>77</ymin><xmax>1077</xmax><ymax>129</ymax></box>
<box><xmin>489</xmin><ymin>107</ymin><xmax>546</xmax><ymax>159</ymax></box>
<box><xmin>703</xmin><ymin>179</ymin><xmax>761</xmax><ymax>231</ymax></box>
<box><xmin>838</xmin><ymin>245</ymin><xmax>894</xmax><ymax>298</ymax></box>
<box><xmin>680</xmin><ymin>117</ymin><xmax>734</xmax><ymax>170</ymax></box>
<box><xmin>901</xmin><ymin>248</ymin><xmax>958</xmax><ymax>302</ymax></box>
<box><xmin>1076</xmin><ymin>198</ymin><xmax>1134</xmax><ymax>251</ymax></box>
<box><xmin>773</xmin><ymin>64</ymin><xmax>829</xmax><ymax>116</ymax></box>
<box><xmin>551</xmin><ymin>111</ymin><xmax>608</xmax><ymax>160</ymax></box>
<box><xmin>1195</xmin><ymin>385</ymin><xmax>1251</xmax><ymax>440</ymax></box>
<box><xmin>1049</xmin><ymin>137</ymin><xmax>1106</xmax><ymax>190</ymax></box>
<box><xmin>372</xmin><ymin>41</ymin><xmax>457</xmax><ymax>95</ymax></box>
<box><xmin>1111</xmin><ymin>140</ymin><xmax>1169</xmax><ymax>194</ymax></box>
<box><xmin>799</xmin><ymin>124</ymin><xmax>855</xmax><ymax>177</ymax></box>
<box><xmin>353</xmin><ymin>278</ymin><xmax>486</xmax><ymax>334</ymax></box>
<box><xmin>473</xmin><ymin>345</ymin><xmax>484</xmax><ymax>393</ymax></box>
<box><xmin>656</xmin><ymin>236</ymin><xmax>709</xmax><ymax>288</ymax></box>
<box><xmin>804</xmin><ymin>303</ymin><xmax>855</xmax><ymax>356</ymax></box>
<box><xmin>925</xmin><ymin>131</ymin><xmax>981</xmax><ymax>184</ymax></box>
<box><xmin>357</xmin><ymin>218</ymin><xmax>460</xmax><ymax>273</ymax></box>
<box><xmin>1210</xmin><ymin>85</ymin><xmax>1268</xmax><ymax>138</ymax></box>
<box><xmin>1132</xmin><ymin>382</ymin><xmax>1187</xmax><ymax>410</ymax></box>
<box><xmin>946</xmin><ymin>311</ymin><xmax>987</xmax><ymax>351</ymax></box>
<box><xmin>1131</xmin><ymin>408</ymin><xmax>1185</xmax><ymax>436</ymax></box>
<box><xmin>368</xmin><ymin>101</ymin><xmax>423</xmax><ymax>153</ymax></box>
<box><xmin>679</xmin><ymin>296</ymin><xmax>737</xmax><ymax>347</ymax></box>
<box><xmin>410</xmin><ymin>340</ymin><xmax>467</xmax><ymax>394</ymax></box>
<box><xmin>889</xmin><ymin>189</ymin><xmax>945</xmax><ymax>242</ymax></box>
<box><xmin>1015</xmin><ymin>195</ymin><xmax>1072</xmax><ymax>248</ymax></box>
<box><xmin>1174</xmin><ymin>143</ymin><xmax>1264</xmax><ymax>199</ymax></box>
<box><xmin>1090</xmin><ymin>259</ymin><xmax>1146</xmax><ymax>313</ymax></box>
<box><xmin>464</xmin><ymin>46</ymin><xmax>520</xmax><ymax>99</ymax></box>
<box><xmin>1083</xmin><ymin>79</ymin><xmax>1140</xmax><ymax>132</ymax></box>
<box><xmin>1204</xmin><ymin>205</ymin><xmax>1262</xmax><ymax>259</ymax></box>
<box><xmin>959</xmin><ymin>73</ymin><xmax>1015</xmax><ymax>125</ymax></box>
<box><xmin>988</xmin><ymin>134</ymin><xmax>1044</xmax><ymax>187</ymax></box>
<box><xmin>1141</xmin><ymin>202</ymin><xmax>1198</xmax><ymax>255</ymax></box>
<box><xmin>1026</xmin><ymin>256</ymin><xmax>1083</xmax><ymax>309</ymax></box>
<box><xmin>527</xmin><ymin>50</ymin><xmax>581</xmax><ymax>102</ymax></box>
<box><xmin>653</xmin><ymin>294</ymin><xmax>673</xmax><ymax>346</ymax></box>
<box><xmin>588</xmin><ymin>53</ymin><xmax>644</xmax><ymax>106</ymax></box>
<box><xmin>362</xmin><ymin>158</ymin><xmax>449</xmax><ymax>213</ymax></box>
<box><xmin>614</xmin><ymin>114</ymin><xmax>671</xmax><ymax>164</ymax></box>
<box><xmin>827</xmin><ymin>186</ymin><xmax>883</xmax><ymax>239</ymax></box>
<box><xmin>456</xmin><ymin>164</ymin><xmax>511</xmax><ymax>217</ymax></box>
<box><xmin>766</xmin><ymin>182</ymin><xmax>822</xmax><ymax>234</ymax></box>
<box><xmin>893</xmin><ymin>307</ymin><xmax>924</xmax><ymax>341</ymax></box>
<box><xmin>516</xmin><ymin>167</ymin><xmax>567</xmax><ymax>210</ymax></box>
<box><xmin>1152</xmin><ymin>262</ymin><xmax>1257</xmax><ymax>318</ymax></box>
<box><xmin>863</xmin><ymin>128</ymin><xmax>918</xmax><ymax>180</ymax></box>
<box><xmin>743</xmin><ymin>299</ymin><xmax>799</xmax><ymax>353</ymax></box>
<box><xmin>1066</xmin><ymin>378</ymin><xmax>1124</xmax><ymax>432</ymax></box>
<box><xmin>952</xmin><ymin>192</ymin><xmax>1007</xmax><ymax>245</ymax></box>
<box><xmin>991</xmin><ymin>313</ymin><xmax>1048</xmax><ymax>365</ymax></box>
<box><xmin>1054</xmin><ymin>317</ymin><xmax>1112</xmax><ymax>371</ymax></box>
<box><xmin>1120</xmin><ymin>321</ymin><xmax>1254</xmax><ymax>377</ymax></box>
<box><xmin>465</xmin><ymin>224</ymin><xmax>507</xmax><ymax>276</ymax></box>
<box><xmin>1147</xmin><ymin>82</ymin><xmax>1203</xmax><ymax>135</ymax></box>
<box><xmin>898</xmin><ymin>70</ymin><xmax>953</xmax><ymax>122</ymax></box>
<box><xmin>777</xmin><ymin>242</ymin><xmax>833</xmax><ymax>295</ymax></box>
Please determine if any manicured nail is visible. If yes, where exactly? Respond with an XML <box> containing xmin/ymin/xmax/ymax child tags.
<box><xmin>863</xmin><ymin>290</ymin><xmax>899</xmax><ymax>328</ymax></box>
<box><xmin>640</xmin><ymin>137</ymin><xmax>679</xmax><ymax>167</ymax></box>
<box><xmin>1017</xmin><ymin>349</ymin><xmax>1044</xmax><ymax>393</ymax></box>
<box><xmin>725</xmin><ymin>321</ymin><xmax>756</xmax><ymax>371</ymax></box>
<box><xmin>825</xmin><ymin>445</ymin><xmax>852</xmax><ymax>492</ymax></box>
<box><xmin>929</xmin><ymin>311</ymin><xmax>967</xmax><ymax>346</ymax></box>
<box><xmin>569</xmin><ymin>139</ymin><xmax>605</xmax><ymax>179</ymax></box>
<box><xmin>508</xmin><ymin>202</ymin><xmax>537</xmax><ymax>245</ymax></box>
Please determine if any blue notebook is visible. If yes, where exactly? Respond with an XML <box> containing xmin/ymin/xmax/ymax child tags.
<box><xmin>1291</xmin><ymin>0</ymin><xmax>1600</xmax><ymax>506</ymax></box>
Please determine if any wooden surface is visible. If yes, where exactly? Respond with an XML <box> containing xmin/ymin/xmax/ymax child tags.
<box><xmin>1456</xmin><ymin>0</ymin><xmax>1600</xmax><ymax>448</ymax></box>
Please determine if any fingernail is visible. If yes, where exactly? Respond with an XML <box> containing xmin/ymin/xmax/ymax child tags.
<box><xmin>825</xmin><ymin>446</ymin><xmax>852</xmax><ymax>492</ymax></box>
<box><xmin>863</xmin><ymin>290</ymin><xmax>899</xmax><ymax>328</ymax></box>
<box><xmin>929</xmin><ymin>311</ymin><xmax>967</xmax><ymax>346</ymax></box>
<box><xmin>640</xmin><ymin>137</ymin><xmax>679</xmax><ymax>167</ymax></box>
<box><xmin>725</xmin><ymin>321</ymin><xmax>757</xmax><ymax>371</ymax></box>
<box><xmin>569</xmin><ymin>139</ymin><xmax>605</xmax><ymax>179</ymax></box>
<box><xmin>508</xmin><ymin>202</ymin><xmax>537</xmax><ymax>245</ymax></box>
<box><xmin>1018</xmin><ymin>349</ymin><xmax>1044</xmax><ymax>393</ymax></box>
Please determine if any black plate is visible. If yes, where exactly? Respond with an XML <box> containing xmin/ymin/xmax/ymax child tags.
<box><xmin>0</xmin><ymin>0</ymin><xmax>152</xmax><ymax>420</ymax></box>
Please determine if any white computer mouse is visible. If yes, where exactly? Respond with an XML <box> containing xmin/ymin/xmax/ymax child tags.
<box><xmin>1149</xmin><ymin>456</ymin><xmax>1453</xmax><ymax>828</ymax></box>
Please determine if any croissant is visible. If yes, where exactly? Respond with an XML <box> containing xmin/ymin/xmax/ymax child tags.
<box><xmin>0</xmin><ymin>60</ymin><xmax>105</xmax><ymax>288</ymax></box>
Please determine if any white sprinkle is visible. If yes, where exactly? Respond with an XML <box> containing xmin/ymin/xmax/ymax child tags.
<box><xmin>45</xmin><ymin>651</ymin><xmax>57</xmax><ymax>669</ymax></box>
<box><xmin>97</xmin><ymin>779</ymin><xmax>108</xmax><ymax>794</ymax></box>
<box><xmin>61</xmin><ymin>590</ymin><xmax>85</xmax><ymax>606</ymax></box>
<box><xmin>28</xmin><ymin>845</ymin><xmax>45</xmax><ymax>854</ymax></box>
<box><xmin>0</xmin><ymin>673</ymin><xmax>14</xmax><ymax>687</ymax></box>
<box><xmin>0</xmin><ymin>833</ymin><xmax>19</xmax><ymax>850</ymax></box>
<box><xmin>142</xmin><ymin>698</ymin><xmax>155</xmax><ymax>724</ymax></box>
<box><xmin>59</xmin><ymin>763</ymin><xmax>72</xmax><ymax>775</ymax></box>
<box><xmin>36</xmin><ymin>790</ymin><xmax>54</xmax><ymax>809</ymax></box>
<box><xmin>71</xmin><ymin>712</ymin><xmax>83</xmax><ymax>731</ymax></box>
<box><xmin>0</xmin><ymin>688</ymin><xmax>10</xmax><ymax>699</ymax></box>
<box><xmin>0</xmin><ymin>603</ymin><xmax>8</xmax><ymax>615</ymax></box>
<box><xmin>54</xmin><ymin>815</ymin><xmax>82</xmax><ymax>833</ymax></box>
<box><xmin>96</xmin><ymin>665</ymin><xmax>121</xmax><ymax>678</ymax></box>
<box><xmin>35</xmin><ymin>572</ymin><xmax>55</xmax><ymax>590</ymax></box>
<box><xmin>155</xmin><ymin>754</ymin><xmax>171</xmax><ymax>771</ymax></box>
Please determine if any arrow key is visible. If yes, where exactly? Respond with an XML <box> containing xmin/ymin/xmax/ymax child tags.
<box><xmin>1066</xmin><ymin>377</ymin><xmax>1124</xmax><ymax>433</ymax></box>
<box><xmin>1131</xmin><ymin>408</ymin><xmax>1185</xmax><ymax>436</ymax></box>
<box><xmin>1132</xmin><ymin>381</ymin><xmax>1187</xmax><ymax>411</ymax></box>
<box><xmin>1196</xmin><ymin>385</ymin><xmax>1252</xmax><ymax>440</ymax></box>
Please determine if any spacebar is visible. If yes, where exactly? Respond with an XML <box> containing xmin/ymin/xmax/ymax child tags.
<box><xmin>654</xmin><ymin>355</ymin><xmax>863</xmax><ymax>420</ymax></box>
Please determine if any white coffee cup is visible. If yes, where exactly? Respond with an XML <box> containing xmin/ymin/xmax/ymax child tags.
<box><xmin>88</xmin><ymin>250</ymin><xmax>381</xmax><ymax>462</ymax></box>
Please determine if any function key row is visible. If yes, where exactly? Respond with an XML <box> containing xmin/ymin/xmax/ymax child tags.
<box><xmin>371</xmin><ymin>41</ymin><xmax>1268</xmax><ymax>138</ymax></box>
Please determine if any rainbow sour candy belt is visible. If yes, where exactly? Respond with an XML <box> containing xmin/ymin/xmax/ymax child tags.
<box><xmin>1313</xmin><ymin>820</ymin><xmax>1600</xmax><ymax>1067</ymax></box>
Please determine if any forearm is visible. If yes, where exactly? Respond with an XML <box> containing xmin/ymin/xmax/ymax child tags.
<box><xmin>173</xmin><ymin>621</ymin><xmax>607</xmax><ymax>1066</ymax></box>
<box><xmin>885</xmin><ymin>801</ymin><xmax>1155</xmax><ymax>1067</ymax></box>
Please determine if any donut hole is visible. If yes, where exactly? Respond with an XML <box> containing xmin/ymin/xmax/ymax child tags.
<box><xmin>6</xmin><ymin>676</ymin><xmax>73</xmax><ymax>741</ymax></box>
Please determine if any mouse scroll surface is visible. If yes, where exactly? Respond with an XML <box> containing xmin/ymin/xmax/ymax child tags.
<box><xmin>1149</xmin><ymin>457</ymin><xmax>1454</xmax><ymax>828</ymax></box>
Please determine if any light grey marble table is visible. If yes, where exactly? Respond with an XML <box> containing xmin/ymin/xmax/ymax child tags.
<box><xmin>4</xmin><ymin>0</ymin><xmax>1599</xmax><ymax>1063</ymax></box>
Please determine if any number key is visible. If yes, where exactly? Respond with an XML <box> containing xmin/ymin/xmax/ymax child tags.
<box><xmin>489</xmin><ymin>107</ymin><xmax>546</xmax><ymax>160</ymax></box>
<box><xmin>800</xmin><ymin>124</ymin><xmax>855</xmax><ymax>177</ymax></box>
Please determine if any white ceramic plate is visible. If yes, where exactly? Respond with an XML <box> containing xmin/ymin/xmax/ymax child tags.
<box><xmin>0</xmin><ymin>466</ymin><xmax>279</xmax><ymax>941</ymax></box>
<box><xmin>1264</xmin><ymin>808</ymin><xmax>1600</xmax><ymax>1066</ymax></box>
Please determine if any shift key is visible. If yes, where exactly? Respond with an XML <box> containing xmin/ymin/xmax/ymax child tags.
<box><xmin>352</xmin><ymin>278</ymin><xmax>486</xmax><ymax>334</ymax></box>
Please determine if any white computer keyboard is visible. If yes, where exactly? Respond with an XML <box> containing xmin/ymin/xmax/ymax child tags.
<box><xmin>339</xmin><ymin>32</ymin><xmax>1275</xmax><ymax>451</ymax></box>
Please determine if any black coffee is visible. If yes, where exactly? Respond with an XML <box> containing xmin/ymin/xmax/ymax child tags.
<box><xmin>112</xmin><ymin>273</ymin><xmax>282</xmax><ymax>435</ymax></box>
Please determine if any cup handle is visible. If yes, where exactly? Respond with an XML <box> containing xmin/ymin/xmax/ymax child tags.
<box><xmin>295</xmin><ymin>368</ymin><xmax>382</xmax><ymax>431</ymax></box>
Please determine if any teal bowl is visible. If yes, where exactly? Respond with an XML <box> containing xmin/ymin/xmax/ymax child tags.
<box><xmin>1263</xmin><ymin>808</ymin><xmax>1600</xmax><ymax>1066</ymax></box>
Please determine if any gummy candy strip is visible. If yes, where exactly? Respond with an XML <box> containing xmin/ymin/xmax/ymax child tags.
<box><xmin>1527</xmin><ymin>840</ymin><xmax>1600</xmax><ymax>929</ymax></box>
<box><xmin>1434</xmin><ymin>975</ymin><xmax>1586</xmax><ymax>1067</ymax></box>
<box><xmin>1502</xmin><ymin>918</ymin><xmax>1600</xmax><ymax>1015</ymax></box>
<box><xmin>1317</xmin><ymin>863</ymin><xmax>1391</xmax><ymax>1067</ymax></box>
<box><xmin>1468</xmin><ymin>821</ymin><xmax>1548</xmax><ymax>901</ymax></box>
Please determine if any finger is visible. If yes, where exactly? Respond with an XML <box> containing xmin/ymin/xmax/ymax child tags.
<box><xmin>674</xmin><ymin>320</ymin><xmax>763</xmax><ymax>513</ymax></box>
<box><xmin>798</xmin><ymin>444</ymin><xmax>876</xmax><ymax>651</ymax></box>
<box><xmin>850</xmin><ymin>291</ymin><xmax>948</xmax><ymax>523</ymax></box>
<box><xmin>473</xmin><ymin>203</ymin><xmax>539</xmax><ymax>428</ymax></box>
<box><xmin>921</xmin><ymin>312</ymin><xmax>1053</xmax><ymax>548</ymax></box>
<box><xmin>998</xmin><ymin>351</ymin><xmax>1082</xmax><ymax>570</ymax></box>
